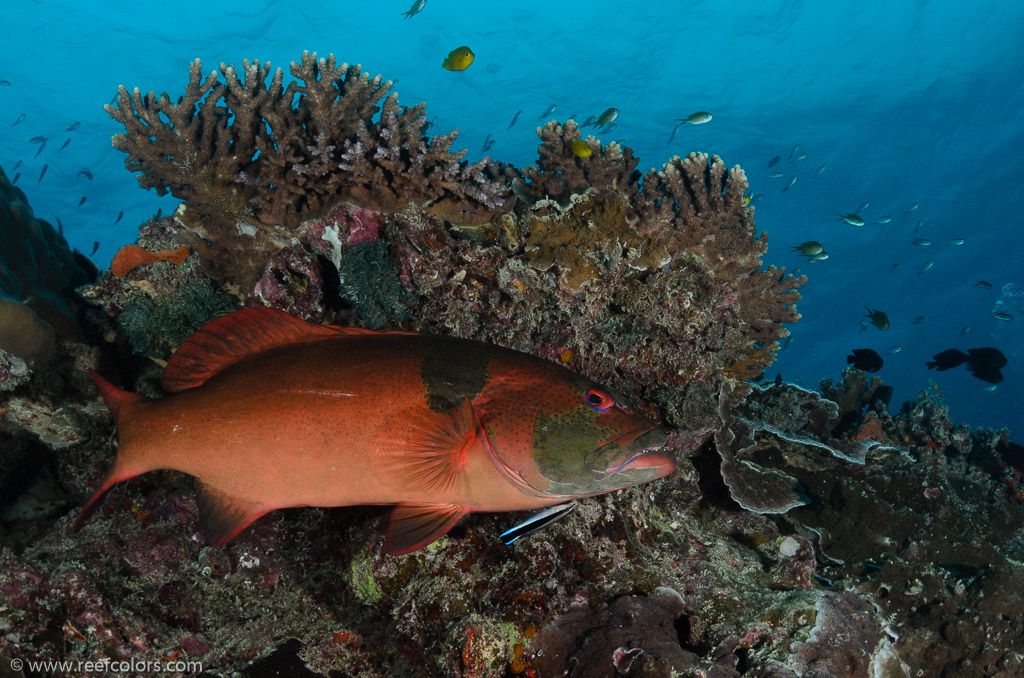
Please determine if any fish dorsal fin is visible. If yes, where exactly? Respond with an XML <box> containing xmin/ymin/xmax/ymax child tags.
<box><xmin>405</xmin><ymin>397</ymin><xmax>492</xmax><ymax>493</ymax></box>
<box><xmin>194</xmin><ymin>480</ymin><xmax>269</xmax><ymax>545</ymax></box>
<box><xmin>383</xmin><ymin>502</ymin><xmax>467</xmax><ymax>555</ymax></box>
<box><xmin>162</xmin><ymin>307</ymin><xmax>381</xmax><ymax>392</ymax></box>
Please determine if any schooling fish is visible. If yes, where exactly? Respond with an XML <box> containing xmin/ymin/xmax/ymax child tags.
<box><xmin>594</xmin><ymin>107</ymin><xmax>619</xmax><ymax>127</ymax></box>
<box><xmin>11</xmin><ymin>173</ymin><xmax>19</xmax><ymax>184</ymax></box>
<box><xmin>77</xmin><ymin>196</ymin><xmax>87</xmax><ymax>207</ymax></box>
<box><xmin>114</xmin><ymin>210</ymin><xmax>124</xmax><ymax>225</ymax></box>
<box><xmin>442</xmin><ymin>46</ymin><xmax>475</xmax><ymax>71</ymax></box>
<box><xmin>847</xmin><ymin>348</ymin><xmax>883</xmax><ymax>373</ymax></box>
<box><xmin>74</xmin><ymin>308</ymin><xmax>675</xmax><ymax>555</ymax></box>
<box><xmin>538</xmin><ymin>104</ymin><xmax>557</xmax><ymax>120</ymax></box>
<box><xmin>77</xmin><ymin>168</ymin><xmax>93</xmax><ymax>180</ymax></box>
<box><xmin>677</xmin><ymin>111</ymin><xmax>712</xmax><ymax>126</ymax></box>
<box><xmin>481</xmin><ymin>133</ymin><xmax>495</xmax><ymax>153</ymax></box>
<box><xmin>0</xmin><ymin>80</ymin><xmax>10</xmax><ymax>86</ymax></box>
<box><xmin>836</xmin><ymin>213</ymin><xmax>865</xmax><ymax>227</ymax></box>
<box><xmin>864</xmin><ymin>306</ymin><xmax>890</xmax><ymax>330</ymax></box>
<box><xmin>814</xmin><ymin>164</ymin><xmax>826</xmax><ymax>176</ymax></box>
<box><xmin>54</xmin><ymin>216</ymin><xmax>64</xmax><ymax>235</ymax></box>
<box><xmin>12</xmin><ymin>160</ymin><xmax>21</xmax><ymax>171</ymax></box>
<box><xmin>765</xmin><ymin>172</ymin><xmax>784</xmax><ymax>179</ymax></box>
<box><xmin>59</xmin><ymin>138</ymin><xmax>71</xmax><ymax>151</ymax></box>
<box><xmin>401</xmin><ymin>0</ymin><xmax>426</xmax><ymax>18</ymax></box>
<box><xmin>905</xmin><ymin>202</ymin><xmax>919</xmax><ymax>213</ymax></box>
<box><xmin>37</xmin><ymin>164</ymin><xmax>47</xmax><ymax>184</ymax></box>
<box><xmin>974</xmin><ymin>280</ymin><xmax>992</xmax><ymax>289</ymax></box>
<box><xmin>856</xmin><ymin>201</ymin><xmax>869</xmax><ymax>212</ymax></box>
<box><xmin>11</xmin><ymin>113</ymin><xmax>25</xmax><ymax>127</ymax></box>
<box><xmin>874</xmin><ymin>216</ymin><xmax>892</xmax><ymax>224</ymax></box>
<box><xmin>507</xmin><ymin>110</ymin><xmax>523</xmax><ymax>130</ymax></box>
<box><xmin>781</xmin><ymin>175</ymin><xmax>797</xmax><ymax>194</ymax></box>
<box><xmin>67</xmin><ymin>121</ymin><xmax>81</xmax><ymax>131</ymax></box>
<box><xmin>90</xmin><ymin>241</ymin><xmax>100</xmax><ymax>257</ymax></box>
<box><xmin>767</xmin><ymin>156</ymin><xmax>781</xmax><ymax>168</ymax></box>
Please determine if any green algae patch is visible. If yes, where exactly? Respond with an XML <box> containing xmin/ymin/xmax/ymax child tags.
<box><xmin>349</xmin><ymin>550</ymin><xmax>384</xmax><ymax>605</ymax></box>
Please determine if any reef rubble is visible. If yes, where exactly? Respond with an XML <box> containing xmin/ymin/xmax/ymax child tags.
<box><xmin>1</xmin><ymin>52</ymin><xmax>1021</xmax><ymax>678</ymax></box>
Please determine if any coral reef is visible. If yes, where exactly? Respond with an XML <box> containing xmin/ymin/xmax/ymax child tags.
<box><xmin>107</xmin><ymin>51</ymin><xmax>509</xmax><ymax>289</ymax></box>
<box><xmin>0</xmin><ymin>166</ymin><xmax>94</xmax><ymax>368</ymax></box>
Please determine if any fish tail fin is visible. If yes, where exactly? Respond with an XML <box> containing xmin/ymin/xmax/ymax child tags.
<box><xmin>89</xmin><ymin>368</ymin><xmax>144</xmax><ymax>424</ymax></box>
<box><xmin>73</xmin><ymin>370</ymin><xmax>149</xmax><ymax>533</ymax></box>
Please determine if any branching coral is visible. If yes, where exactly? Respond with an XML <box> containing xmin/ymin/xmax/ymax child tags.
<box><xmin>107</xmin><ymin>52</ymin><xmax>510</xmax><ymax>290</ymax></box>
<box><xmin>510</xmin><ymin>120</ymin><xmax>639</xmax><ymax>206</ymax></box>
<box><xmin>0</xmin><ymin>167</ymin><xmax>94</xmax><ymax>366</ymax></box>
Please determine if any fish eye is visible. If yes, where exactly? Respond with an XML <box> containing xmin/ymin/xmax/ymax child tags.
<box><xmin>585</xmin><ymin>388</ymin><xmax>614</xmax><ymax>412</ymax></box>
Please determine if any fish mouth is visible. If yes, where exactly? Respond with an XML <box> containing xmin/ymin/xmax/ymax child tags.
<box><xmin>605</xmin><ymin>427</ymin><xmax>674</xmax><ymax>478</ymax></box>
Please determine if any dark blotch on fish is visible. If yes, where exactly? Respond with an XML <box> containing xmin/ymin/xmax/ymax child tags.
<box><xmin>926</xmin><ymin>347</ymin><xmax>1006</xmax><ymax>384</ymax></box>
<box><xmin>847</xmin><ymin>348</ymin><xmax>883</xmax><ymax>372</ymax></box>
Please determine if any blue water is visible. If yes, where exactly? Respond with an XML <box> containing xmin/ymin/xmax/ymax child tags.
<box><xmin>2</xmin><ymin>0</ymin><xmax>1022</xmax><ymax>431</ymax></box>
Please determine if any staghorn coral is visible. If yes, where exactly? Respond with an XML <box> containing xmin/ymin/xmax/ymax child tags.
<box><xmin>107</xmin><ymin>52</ymin><xmax>509</xmax><ymax>291</ymax></box>
<box><xmin>0</xmin><ymin>166</ymin><xmax>94</xmax><ymax>367</ymax></box>
<box><xmin>510</xmin><ymin>119</ymin><xmax>639</xmax><ymax>206</ymax></box>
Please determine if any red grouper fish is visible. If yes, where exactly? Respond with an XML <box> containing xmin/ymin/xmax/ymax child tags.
<box><xmin>74</xmin><ymin>307</ymin><xmax>675</xmax><ymax>554</ymax></box>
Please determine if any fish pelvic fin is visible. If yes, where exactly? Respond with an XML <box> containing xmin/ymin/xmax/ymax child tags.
<box><xmin>405</xmin><ymin>397</ymin><xmax>492</xmax><ymax>493</ymax></box>
<box><xmin>383</xmin><ymin>502</ymin><xmax>467</xmax><ymax>555</ymax></box>
<box><xmin>162</xmin><ymin>307</ymin><xmax>414</xmax><ymax>393</ymax></box>
<box><xmin>195</xmin><ymin>481</ymin><xmax>269</xmax><ymax>545</ymax></box>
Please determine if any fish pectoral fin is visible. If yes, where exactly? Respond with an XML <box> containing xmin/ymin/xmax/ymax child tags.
<box><xmin>405</xmin><ymin>397</ymin><xmax>491</xmax><ymax>493</ymax></box>
<box><xmin>383</xmin><ymin>502</ymin><xmax>467</xmax><ymax>555</ymax></box>
<box><xmin>195</xmin><ymin>481</ymin><xmax>269</xmax><ymax>546</ymax></box>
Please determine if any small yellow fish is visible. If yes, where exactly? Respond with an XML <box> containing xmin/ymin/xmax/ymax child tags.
<box><xmin>442</xmin><ymin>46</ymin><xmax>475</xmax><ymax>71</ymax></box>
<box><xmin>742</xmin><ymin>194</ymin><xmax>751</xmax><ymax>207</ymax></box>
<box><xmin>571</xmin><ymin>139</ymin><xmax>593</xmax><ymax>158</ymax></box>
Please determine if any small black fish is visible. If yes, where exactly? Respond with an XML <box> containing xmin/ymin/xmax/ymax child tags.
<box><xmin>29</xmin><ymin>136</ymin><xmax>47</xmax><ymax>144</ymax></box>
<box><xmin>37</xmin><ymin>164</ymin><xmax>47</xmax><ymax>183</ymax></box>
<box><xmin>114</xmin><ymin>211</ymin><xmax>124</xmax><ymax>225</ymax></box>
<box><xmin>847</xmin><ymin>348</ymin><xmax>883</xmax><ymax>372</ymax></box>
<box><xmin>59</xmin><ymin>138</ymin><xmax>71</xmax><ymax>151</ymax></box>
<box><xmin>974</xmin><ymin>280</ymin><xmax>992</xmax><ymax>289</ymax></box>
<box><xmin>11</xmin><ymin>112</ymin><xmax>26</xmax><ymax>127</ymax></box>
<box><xmin>55</xmin><ymin>216</ymin><xmax>64</xmax><ymax>235</ymax></box>
<box><xmin>67</xmin><ymin>121</ymin><xmax>81</xmax><ymax>131</ymax></box>
<box><xmin>507</xmin><ymin>110</ymin><xmax>522</xmax><ymax>130</ymax></box>
<box><xmin>34</xmin><ymin>142</ymin><xmax>47</xmax><ymax>158</ymax></box>
<box><xmin>0</xmin><ymin>80</ymin><xmax>10</xmax><ymax>86</ymax></box>
<box><xmin>481</xmin><ymin>133</ymin><xmax>494</xmax><ymax>153</ymax></box>
<box><xmin>767</xmin><ymin>156</ymin><xmax>781</xmax><ymax>168</ymax></box>
<box><xmin>11</xmin><ymin>172</ymin><xmax>19</xmax><ymax>184</ymax></box>
<box><xmin>926</xmin><ymin>347</ymin><xmax>1006</xmax><ymax>384</ymax></box>
<box><xmin>90</xmin><ymin>241</ymin><xmax>100</xmax><ymax>256</ymax></box>
<box><xmin>12</xmin><ymin>160</ymin><xmax>21</xmax><ymax>170</ymax></box>
<box><xmin>77</xmin><ymin>196</ymin><xmax>87</xmax><ymax>207</ymax></box>
<box><xmin>77</xmin><ymin>168</ymin><xmax>93</xmax><ymax>181</ymax></box>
